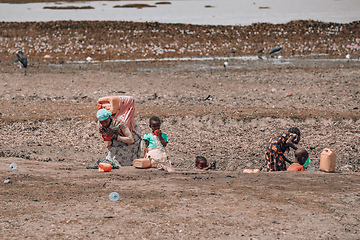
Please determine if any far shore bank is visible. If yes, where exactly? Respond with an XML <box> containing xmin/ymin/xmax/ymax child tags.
<box><xmin>1</xmin><ymin>20</ymin><xmax>359</xmax><ymax>63</ymax></box>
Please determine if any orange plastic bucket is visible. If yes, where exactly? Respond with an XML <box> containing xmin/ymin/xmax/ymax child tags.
<box><xmin>99</xmin><ymin>162</ymin><xmax>112</xmax><ymax>172</ymax></box>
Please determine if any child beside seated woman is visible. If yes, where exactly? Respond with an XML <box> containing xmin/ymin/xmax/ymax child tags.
<box><xmin>287</xmin><ymin>148</ymin><xmax>309</xmax><ymax>171</ymax></box>
<box><xmin>143</xmin><ymin>116</ymin><xmax>173</xmax><ymax>172</ymax></box>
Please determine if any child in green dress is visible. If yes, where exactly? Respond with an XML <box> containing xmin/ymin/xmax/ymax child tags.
<box><xmin>143</xmin><ymin>116</ymin><xmax>173</xmax><ymax>172</ymax></box>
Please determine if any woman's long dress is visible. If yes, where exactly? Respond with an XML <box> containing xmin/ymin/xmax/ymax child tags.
<box><xmin>105</xmin><ymin>121</ymin><xmax>142</xmax><ymax>166</ymax></box>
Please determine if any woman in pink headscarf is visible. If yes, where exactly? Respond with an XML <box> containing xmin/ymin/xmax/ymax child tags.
<box><xmin>87</xmin><ymin>96</ymin><xmax>142</xmax><ymax>169</ymax></box>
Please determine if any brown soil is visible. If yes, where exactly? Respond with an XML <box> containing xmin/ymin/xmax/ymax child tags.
<box><xmin>1</xmin><ymin>158</ymin><xmax>359</xmax><ymax>239</ymax></box>
<box><xmin>0</xmin><ymin>19</ymin><xmax>360</xmax><ymax>239</ymax></box>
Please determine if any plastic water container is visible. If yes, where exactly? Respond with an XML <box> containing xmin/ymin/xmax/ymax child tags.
<box><xmin>99</xmin><ymin>162</ymin><xmax>112</xmax><ymax>172</ymax></box>
<box><xmin>109</xmin><ymin>192</ymin><xmax>119</xmax><ymax>201</ymax></box>
<box><xmin>319</xmin><ymin>148</ymin><xmax>336</xmax><ymax>172</ymax></box>
<box><xmin>9</xmin><ymin>163</ymin><xmax>17</xmax><ymax>170</ymax></box>
<box><xmin>97</xmin><ymin>96</ymin><xmax>121</xmax><ymax>115</ymax></box>
<box><xmin>133</xmin><ymin>158</ymin><xmax>151</xmax><ymax>168</ymax></box>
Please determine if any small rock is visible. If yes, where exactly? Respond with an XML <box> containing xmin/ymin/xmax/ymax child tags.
<box><xmin>340</xmin><ymin>165</ymin><xmax>353</xmax><ymax>171</ymax></box>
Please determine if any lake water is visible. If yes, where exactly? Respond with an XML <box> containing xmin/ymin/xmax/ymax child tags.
<box><xmin>0</xmin><ymin>0</ymin><xmax>359</xmax><ymax>25</ymax></box>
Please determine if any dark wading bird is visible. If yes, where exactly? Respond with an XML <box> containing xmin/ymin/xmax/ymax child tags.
<box><xmin>268</xmin><ymin>45</ymin><xmax>283</xmax><ymax>58</ymax></box>
<box><xmin>16</xmin><ymin>51</ymin><xmax>28</xmax><ymax>75</ymax></box>
<box><xmin>257</xmin><ymin>48</ymin><xmax>264</xmax><ymax>59</ymax></box>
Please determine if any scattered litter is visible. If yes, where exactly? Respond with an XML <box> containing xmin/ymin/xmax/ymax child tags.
<box><xmin>4</xmin><ymin>179</ymin><xmax>12</xmax><ymax>184</ymax></box>
<box><xmin>306</xmin><ymin>167</ymin><xmax>315</xmax><ymax>171</ymax></box>
<box><xmin>9</xmin><ymin>163</ymin><xmax>17</xmax><ymax>170</ymax></box>
<box><xmin>286</xmin><ymin>93</ymin><xmax>293</xmax><ymax>97</ymax></box>
<box><xmin>203</xmin><ymin>95</ymin><xmax>213</xmax><ymax>101</ymax></box>
<box><xmin>355</xmin><ymin>134</ymin><xmax>360</xmax><ymax>137</ymax></box>
<box><xmin>243</xmin><ymin>169</ymin><xmax>260</xmax><ymax>173</ymax></box>
<box><xmin>108</xmin><ymin>90</ymin><xmax>126</xmax><ymax>94</ymax></box>
<box><xmin>109</xmin><ymin>192</ymin><xmax>119</xmax><ymax>201</ymax></box>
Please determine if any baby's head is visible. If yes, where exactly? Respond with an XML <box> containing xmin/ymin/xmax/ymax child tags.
<box><xmin>294</xmin><ymin>148</ymin><xmax>309</xmax><ymax>165</ymax></box>
<box><xmin>149</xmin><ymin>116</ymin><xmax>161</xmax><ymax>132</ymax></box>
<box><xmin>195</xmin><ymin>156</ymin><xmax>208</xmax><ymax>169</ymax></box>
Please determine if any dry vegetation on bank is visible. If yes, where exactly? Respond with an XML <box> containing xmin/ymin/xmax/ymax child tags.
<box><xmin>1</xmin><ymin>20</ymin><xmax>359</xmax><ymax>63</ymax></box>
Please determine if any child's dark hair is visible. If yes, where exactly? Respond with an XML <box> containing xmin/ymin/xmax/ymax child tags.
<box><xmin>295</xmin><ymin>149</ymin><xmax>309</xmax><ymax>165</ymax></box>
<box><xmin>288</xmin><ymin>127</ymin><xmax>300</xmax><ymax>136</ymax></box>
<box><xmin>149</xmin><ymin>116</ymin><xmax>161</xmax><ymax>124</ymax></box>
<box><xmin>195</xmin><ymin>156</ymin><xmax>207</xmax><ymax>166</ymax></box>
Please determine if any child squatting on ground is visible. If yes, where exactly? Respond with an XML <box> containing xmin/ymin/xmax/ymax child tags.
<box><xmin>287</xmin><ymin>148</ymin><xmax>309</xmax><ymax>171</ymax></box>
<box><xmin>195</xmin><ymin>156</ymin><xmax>215</xmax><ymax>170</ymax></box>
<box><xmin>143</xmin><ymin>116</ymin><xmax>174</xmax><ymax>172</ymax></box>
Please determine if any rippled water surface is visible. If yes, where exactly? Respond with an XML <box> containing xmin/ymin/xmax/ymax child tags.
<box><xmin>1</xmin><ymin>0</ymin><xmax>359</xmax><ymax>25</ymax></box>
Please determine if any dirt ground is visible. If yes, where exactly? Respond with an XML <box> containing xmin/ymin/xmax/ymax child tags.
<box><xmin>1</xmin><ymin>18</ymin><xmax>360</xmax><ymax>239</ymax></box>
<box><xmin>1</xmin><ymin>157</ymin><xmax>360</xmax><ymax>239</ymax></box>
<box><xmin>1</xmin><ymin>56</ymin><xmax>359</xmax><ymax>239</ymax></box>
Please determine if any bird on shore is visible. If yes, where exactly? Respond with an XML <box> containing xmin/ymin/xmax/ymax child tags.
<box><xmin>269</xmin><ymin>45</ymin><xmax>283</xmax><ymax>58</ymax></box>
<box><xmin>257</xmin><ymin>48</ymin><xmax>264</xmax><ymax>59</ymax></box>
<box><xmin>16</xmin><ymin>50</ymin><xmax>28</xmax><ymax>75</ymax></box>
<box><xmin>223</xmin><ymin>60</ymin><xmax>228</xmax><ymax>71</ymax></box>
<box><xmin>346</xmin><ymin>53</ymin><xmax>351</xmax><ymax>62</ymax></box>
